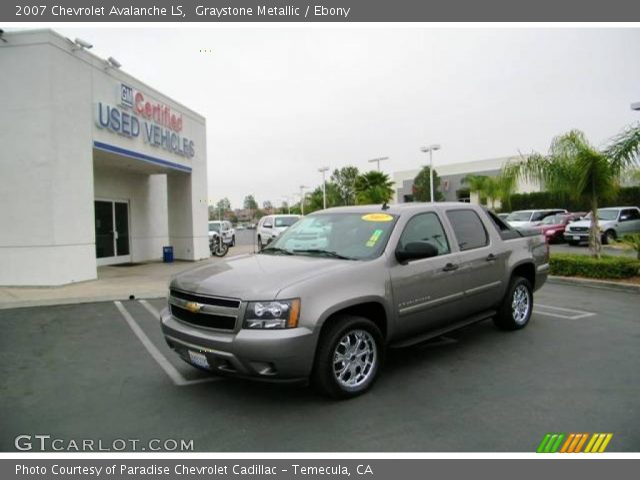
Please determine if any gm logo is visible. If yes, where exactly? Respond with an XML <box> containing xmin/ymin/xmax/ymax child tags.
<box><xmin>120</xmin><ymin>83</ymin><xmax>134</xmax><ymax>108</ymax></box>
<box><xmin>537</xmin><ymin>433</ymin><xmax>613</xmax><ymax>453</ymax></box>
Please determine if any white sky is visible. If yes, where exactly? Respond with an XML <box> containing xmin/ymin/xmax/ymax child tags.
<box><xmin>53</xmin><ymin>27</ymin><xmax>640</xmax><ymax>209</ymax></box>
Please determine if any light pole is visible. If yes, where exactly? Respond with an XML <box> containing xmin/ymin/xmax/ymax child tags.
<box><xmin>318</xmin><ymin>166</ymin><xmax>329</xmax><ymax>210</ymax></box>
<box><xmin>299</xmin><ymin>185</ymin><xmax>308</xmax><ymax>215</ymax></box>
<box><xmin>420</xmin><ymin>144</ymin><xmax>441</xmax><ymax>203</ymax></box>
<box><xmin>368</xmin><ymin>156</ymin><xmax>389</xmax><ymax>172</ymax></box>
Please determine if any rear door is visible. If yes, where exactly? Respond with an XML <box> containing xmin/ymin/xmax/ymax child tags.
<box><xmin>445</xmin><ymin>208</ymin><xmax>507</xmax><ymax>313</ymax></box>
<box><xmin>390</xmin><ymin>211</ymin><xmax>469</xmax><ymax>337</ymax></box>
<box><xmin>618</xmin><ymin>208</ymin><xmax>640</xmax><ymax>235</ymax></box>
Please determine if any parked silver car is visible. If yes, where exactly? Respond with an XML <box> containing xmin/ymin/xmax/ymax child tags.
<box><xmin>564</xmin><ymin>206</ymin><xmax>640</xmax><ymax>245</ymax></box>
<box><xmin>161</xmin><ymin>203</ymin><xmax>548</xmax><ymax>398</ymax></box>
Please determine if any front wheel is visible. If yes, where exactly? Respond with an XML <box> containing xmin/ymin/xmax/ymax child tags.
<box><xmin>602</xmin><ymin>229</ymin><xmax>616</xmax><ymax>245</ymax></box>
<box><xmin>312</xmin><ymin>315</ymin><xmax>383</xmax><ymax>399</ymax></box>
<box><xmin>212</xmin><ymin>241</ymin><xmax>229</xmax><ymax>257</ymax></box>
<box><xmin>494</xmin><ymin>276</ymin><xmax>533</xmax><ymax>330</ymax></box>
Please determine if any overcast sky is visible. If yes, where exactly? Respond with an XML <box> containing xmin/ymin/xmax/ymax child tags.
<box><xmin>55</xmin><ymin>27</ymin><xmax>640</xmax><ymax>209</ymax></box>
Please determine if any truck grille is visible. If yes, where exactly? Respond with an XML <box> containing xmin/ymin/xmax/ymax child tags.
<box><xmin>569</xmin><ymin>226</ymin><xmax>588</xmax><ymax>232</ymax></box>
<box><xmin>170</xmin><ymin>305</ymin><xmax>236</xmax><ymax>330</ymax></box>
<box><xmin>168</xmin><ymin>289</ymin><xmax>241</xmax><ymax>331</ymax></box>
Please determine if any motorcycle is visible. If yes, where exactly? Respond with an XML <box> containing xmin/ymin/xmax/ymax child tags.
<box><xmin>209</xmin><ymin>232</ymin><xmax>229</xmax><ymax>257</ymax></box>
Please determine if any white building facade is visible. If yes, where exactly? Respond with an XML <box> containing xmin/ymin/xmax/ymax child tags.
<box><xmin>0</xmin><ymin>30</ymin><xmax>209</xmax><ymax>286</ymax></box>
<box><xmin>393</xmin><ymin>156</ymin><xmax>540</xmax><ymax>208</ymax></box>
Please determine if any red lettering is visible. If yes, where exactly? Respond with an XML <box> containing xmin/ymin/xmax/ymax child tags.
<box><xmin>134</xmin><ymin>92</ymin><xmax>144</xmax><ymax>114</ymax></box>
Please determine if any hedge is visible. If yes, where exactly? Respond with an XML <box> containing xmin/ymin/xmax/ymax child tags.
<box><xmin>506</xmin><ymin>186</ymin><xmax>640</xmax><ymax>212</ymax></box>
<box><xmin>550</xmin><ymin>254</ymin><xmax>640</xmax><ymax>279</ymax></box>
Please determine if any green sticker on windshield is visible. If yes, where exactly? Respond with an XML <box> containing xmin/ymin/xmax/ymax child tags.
<box><xmin>366</xmin><ymin>229</ymin><xmax>384</xmax><ymax>247</ymax></box>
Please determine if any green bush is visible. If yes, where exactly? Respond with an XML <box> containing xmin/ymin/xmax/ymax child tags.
<box><xmin>507</xmin><ymin>186</ymin><xmax>640</xmax><ymax>212</ymax></box>
<box><xmin>550</xmin><ymin>254</ymin><xmax>640</xmax><ymax>279</ymax></box>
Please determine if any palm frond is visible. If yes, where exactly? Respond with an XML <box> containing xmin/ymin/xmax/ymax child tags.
<box><xmin>605</xmin><ymin>123</ymin><xmax>640</xmax><ymax>174</ymax></box>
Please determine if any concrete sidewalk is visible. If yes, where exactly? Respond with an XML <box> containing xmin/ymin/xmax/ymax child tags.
<box><xmin>0</xmin><ymin>245</ymin><xmax>255</xmax><ymax>310</ymax></box>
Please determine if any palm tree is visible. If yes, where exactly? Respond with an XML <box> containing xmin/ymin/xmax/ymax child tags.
<box><xmin>462</xmin><ymin>173</ymin><xmax>516</xmax><ymax>210</ymax></box>
<box><xmin>505</xmin><ymin>127</ymin><xmax>640</xmax><ymax>258</ymax></box>
<box><xmin>355</xmin><ymin>171</ymin><xmax>395</xmax><ymax>205</ymax></box>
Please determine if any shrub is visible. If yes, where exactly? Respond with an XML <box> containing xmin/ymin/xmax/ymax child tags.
<box><xmin>550</xmin><ymin>254</ymin><xmax>640</xmax><ymax>279</ymax></box>
<box><xmin>507</xmin><ymin>186</ymin><xmax>640</xmax><ymax>212</ymax></box>
<box><xmin>617</xmin><ymin>234</ymin><xmax>640</xmax><ymax>260</ymax></box>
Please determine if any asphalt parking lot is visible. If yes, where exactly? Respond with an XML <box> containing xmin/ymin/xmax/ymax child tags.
<box><xmin>1</xmin><ymin>283</ymin><xmax>638</xmax><ymax>452</ymax></box>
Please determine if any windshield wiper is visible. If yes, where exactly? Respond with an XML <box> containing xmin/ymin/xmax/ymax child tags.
<box><xmin>261</xmin><ymin>247</ymin><xmax>294</xmax><ymax>255</ymax></box>
<box><xmin>292</xmin><ymin>249</ymin><xmax>355</xmax><ymax>260</ymax></box>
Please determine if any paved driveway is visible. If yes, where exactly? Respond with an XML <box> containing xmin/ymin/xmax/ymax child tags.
<box><xmin>1</xmin><ymin>283</ymin><xmax>638</xmax><ymax>452</ymax></box>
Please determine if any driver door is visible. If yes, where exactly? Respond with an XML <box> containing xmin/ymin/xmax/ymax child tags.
<box><xmin>390</xmin><ymin>212</ymin><xmax>468</xmax><ymax>338</ymax></box>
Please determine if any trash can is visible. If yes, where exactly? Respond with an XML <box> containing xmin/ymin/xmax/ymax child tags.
<box><xmin>162</xmin><ymin>246</ymin><xmax>174</xmax><ymax>263</ymax></box>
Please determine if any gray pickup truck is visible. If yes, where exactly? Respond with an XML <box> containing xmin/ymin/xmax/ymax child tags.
<box><xmin>161</xmin><ymin>203</ymin><xmax>549</xmax><ymax>398</ymax></box>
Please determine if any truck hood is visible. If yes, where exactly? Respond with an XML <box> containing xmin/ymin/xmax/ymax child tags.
<box><xmin>171</xmin><ymin>253</ymin><xmax>352</xmax><ymax>300</ymax></box>
<box><xmin>566</xmin><ymin>219</ymin><xmax>615</xmax><ymax>229</ymax></box>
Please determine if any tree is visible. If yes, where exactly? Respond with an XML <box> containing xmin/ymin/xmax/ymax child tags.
<box><xmin>461</xmin><ymin>173</ymin><xmax>516</xmax><ymax>210</ymax></box>
<box><xmin>412</xmin><ymin>166</ymin><xmax>445</xmax><ymax>202</ymax></box>
<box><xmin>355</xmin><ymin>170</ymin><xmax>395</xmax><ymax>205</ymax></box>
<box><xmin>243</xmin><ymin>195</ymin><xmax>258</xmax><ymax>211</ymax></box>
<box><xmin>216</xmin><ymin>197</ymin><xmax>231</xmax><ymax>212</ymax></box>
<box><xmin>262</xmin><ymin>200</ymin><xmax>273</xmax><ymax>210</ymax></box>
<box><xmin>331</xmin><ymin>166</ymin><xmax>360</xmax><ymax>206</ymax></box>
<box><xmin>506</xmin><ymin>127</ymin><xmax>640</xmax><ymax>258</ymax></box>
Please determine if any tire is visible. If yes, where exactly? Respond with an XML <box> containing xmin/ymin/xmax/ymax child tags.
<box><xmin>213</xmin><ymin>242</ymin><xmax>228</xmax><ymax>257</ymax></box>
<box><xmin>312</xmin><ymin>315</ymin><xmax>384</xmax><ymax>399</ymax></box>
<box><xmin>257</xmin><ymin>235</ymin><xmax>262</xmax><ymax>251</ymax></box>
<box><xmin>602</xmin><ymin>229</ymin><xmax>616</xmax><ymax>245</ymax></box>
<box><xmin>494</xmin><ymin>276</ymin><xmax>533</xmax><ymax>331</ymax></box>
<box><xmin>231</xmin><ymin>235</ymin><xmax>236</xmax><ymax>247</ymax></box>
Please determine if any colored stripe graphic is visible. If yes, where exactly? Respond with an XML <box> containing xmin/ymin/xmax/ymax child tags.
<box><xmin>539</xmin><ymin>433</ymin><xmax>613</xmax><ymax>453</ymax></box>
<box><xmin>584</xmin><ymin>433</ymin><xmax>613</xmax><ymax>453</ymax></box>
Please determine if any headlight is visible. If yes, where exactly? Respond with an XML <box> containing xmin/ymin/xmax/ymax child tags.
<box><xmin>243</xmin><ymin>299</ymin><xmax>300</xmax><ymax>329</ymax></box>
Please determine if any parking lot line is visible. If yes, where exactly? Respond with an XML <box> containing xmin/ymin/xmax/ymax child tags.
<box><xmin>534</xmin><ymin>303</ymin><xmax>596</xmax><ymax>320</ymax></box>
<box><xmin>138</xmin><ymin>299</ymin><xmax>161</xmax><ymax>321</ymax></box>
<box><xmin>113</xmin><ymin>301</ymin><xmax>220</xmax><ymax>386</ymax></box>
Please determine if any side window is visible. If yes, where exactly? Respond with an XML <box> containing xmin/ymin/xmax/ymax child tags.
<box><xmin>446</xmin><ymin>209</ymin><xmax>489</xmax><ymax>251</ymax></box>
<box><xmin>621</xmin><ymin>209</ymin><xmax>640</xmax><ymax>221</ymax></box>
<box><xmin>263</xmin><ymin>218</ymin><xmax>273</xmax><ymax>228</ymax></box>
<box><xmin>398</xmin><ymin>213</ymin><xmax>450</xmax><ymax>256</ymax></box>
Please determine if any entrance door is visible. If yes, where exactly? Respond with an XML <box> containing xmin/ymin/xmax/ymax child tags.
<box><xmin>95</xmin><ymin>200</ymin><xmax>131</xmax><ymax>266</ymax></box>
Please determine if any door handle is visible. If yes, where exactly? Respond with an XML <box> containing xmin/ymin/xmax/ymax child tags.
<box><xmin>443</xmin><ymin>263</ymin><xmax>459</xmax><ymax>272</ymax></box>
<box><xmin>486</xmin><ymin>253</ymin><xmax>497</xmax><ymax>262</ymax></box>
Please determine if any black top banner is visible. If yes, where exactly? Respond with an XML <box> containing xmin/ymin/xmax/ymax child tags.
<box><xmin>3</xmin><ymin>0</ymin><xmax>640</xmax><ymax>22</ymax></box>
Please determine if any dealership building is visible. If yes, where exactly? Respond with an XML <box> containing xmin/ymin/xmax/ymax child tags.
<box><xmin>393</xmin><ymin>156</ymin><xmax>539</xmax><ymax>206</ymax></box>
<box><xmin>0</xmin><ymin>30</ymin><xmax>209</xmax><ymax>286</ymax></box>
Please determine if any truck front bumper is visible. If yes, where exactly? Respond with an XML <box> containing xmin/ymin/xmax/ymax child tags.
<box><xmin>160</xmin><ymin>307</ymin><xmax>317</xmax><ymax>381</ymax></box>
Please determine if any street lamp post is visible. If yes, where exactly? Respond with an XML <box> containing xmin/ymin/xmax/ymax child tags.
<box><xmin>299</xmin><ymin>185</ymin><xmax>308</xmax><ymax>215</ymax></box>
<box><xmin>368</xmin><ymin>156</ymin><xmax>389</xmax><ymax>172</ymax></box>
<box><xmin>318</xmin><ymin>166</ymin><xmax>329</xmax><ymax>210</ymax></box>
<box><xmin>420</xmin><ymin>144</ymin><xmax>441</xmax><ymax>203</ymax></box>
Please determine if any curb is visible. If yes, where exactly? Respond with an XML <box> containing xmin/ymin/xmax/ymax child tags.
<box><xmin>0</xmin><ymin>293</ymin><xmax>167</xmax><ymax>310</ymax></box>
<box><xmin>547</xmin><ymin>275</ymin><xmax>640</xmax><ymax>293</ymax></box>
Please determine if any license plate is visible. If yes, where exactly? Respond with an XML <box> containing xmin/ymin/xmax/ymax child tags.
<box><xmin>573</xmin><ymin>235</ymin><xmax>581</xmax><ymax>241</ymax></box>
<box><xmin>188</xmin><ymin>350</ymin><xmax>210</xmax><ymax>369</ymax></box>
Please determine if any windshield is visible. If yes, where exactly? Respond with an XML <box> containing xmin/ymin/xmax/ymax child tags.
<box><xmin>208</xmin><ymin>223</ymin><xmax>221</xmax><ymax>233</ymax></box>
<box><xmin>506</xmin><ymin>211</ymin><xmax>533</xmax><ymax>222</ymax></box>
<box><xmin>263</xmin><ymin>212</ymin><xmax>398</xmax><ymax>260</ymax></box>
<box><xmin>541</xmin><ymin>214</ymin><xmax>565</xmax><ymax>225</ymax></box>
<box><xmin>274</xmin><ymin>216</ymin><xmax>300</xmax><ymax>227</ymax></box>
<box><xmin>597</xmin><ymin>209</ymin><xmax>619</xmax><ymax>221</ymax></box>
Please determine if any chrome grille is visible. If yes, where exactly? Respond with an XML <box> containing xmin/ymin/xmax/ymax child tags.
<box><xmin>569</xmin><ymin>226</ymin><xmax>588</xmax><ymax>232</ymax></box>
<box><xmin>168</xmin><ymin>289</ymin><xmax>241</xmax><ymax>331</ymax></box>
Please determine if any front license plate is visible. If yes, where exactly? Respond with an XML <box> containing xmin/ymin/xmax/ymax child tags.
<box><xmin>188</xmin><ymin>350</ymin><xmax>210</xmax><ymax>369</ymax></box>
<box><xmin>573</xmin><ymin>235</ymin><xmax>581</xmax><ymax>241</ymax></box>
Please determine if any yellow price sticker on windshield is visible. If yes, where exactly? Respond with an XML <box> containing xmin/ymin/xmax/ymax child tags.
<box><xmin>362</xmin><ymin>213</ymin><xmax>393</xmax><ymax>222</ymax></box>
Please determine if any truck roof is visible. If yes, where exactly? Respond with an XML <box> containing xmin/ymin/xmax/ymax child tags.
<box><xmin>319</xmin><ymin>202</ymin><xmax>478</xmax><ymax>215</ymax></box>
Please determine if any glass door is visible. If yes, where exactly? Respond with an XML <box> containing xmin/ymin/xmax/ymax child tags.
<box><xmin>95</xmin><ymin>200</ymin><xmax>131</xmax><ymax>265</ymax></box>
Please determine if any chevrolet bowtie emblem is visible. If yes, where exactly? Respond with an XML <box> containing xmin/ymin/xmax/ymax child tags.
<box><xmin>185</xmin><ymin>302</ymin><xmax>202</xmax><ymax>314</ymax></box>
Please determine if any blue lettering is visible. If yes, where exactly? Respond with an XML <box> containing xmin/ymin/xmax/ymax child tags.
<box><xmin>152</xmin><ymin>125</ymin><xmax>161</xmax><ymax>145</ymax></box>
<box><xmin>109</xmin><ymin>107</ymin><xmax>121</xmax><ymax>131</ymax></box>
<box><xmin>143</xmin><ymin>121</ymin><xmax>153</xmax><ymax>143</ymax></box>
<box><xmin>96</xmin><ymin>103</ymin><xmax>110</xmax><ymax>128</ymax></box>
<box><xmin>130</xmin><ymin>116</ymin><xmax>140</xmax><ymax>137</ymax></box>
<box><xmin>121</xmin><ymin>112</ymin><xmax>131</xmax><ymax>136</ymax></box>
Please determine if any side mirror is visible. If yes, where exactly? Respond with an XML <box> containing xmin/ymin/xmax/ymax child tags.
<box><xmin>396</xmin><ymin>242</ymin><xmax>439</xmax><ymax>263</ymax></box>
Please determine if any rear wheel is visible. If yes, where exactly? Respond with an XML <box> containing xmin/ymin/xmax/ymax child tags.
<box><xmin>257</xmin><ymin>235</ymin><xmax>262</xmax><ymax>250</ymax></box>
<box><xmin>494</xmin><ymin>276</ymin><xmax>533</xmax><ymax>331</ymax></box>
<box><xmin>231</xmin><ymin>235</ymin><xmax>236</xmax><ymax>247</ymax></box>
<box><xmin>312</xmin><ymin>315</ymin><xmax>383</xmax><ymax>399</ymax></box>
